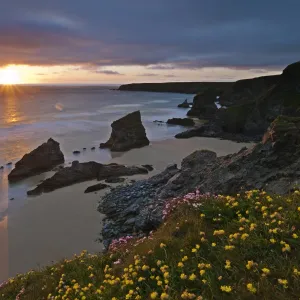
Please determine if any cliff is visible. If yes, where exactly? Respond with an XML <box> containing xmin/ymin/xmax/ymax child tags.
<box><xmin>118</xmin><ymin>82</ymin><xmax>233</xmax><ymax>94</ymax></box>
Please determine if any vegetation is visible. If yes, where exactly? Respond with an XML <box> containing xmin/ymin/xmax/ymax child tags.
<box><xmin>2</xmin><ymin>190</ymin><xmax>300</xmax><ymax>300</ymax></box>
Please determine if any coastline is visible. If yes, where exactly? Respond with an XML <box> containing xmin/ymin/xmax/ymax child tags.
<box><xmin>0</xmin><ymin>136</ymin><xmax>253</xmax><ymax>281</ymax></box>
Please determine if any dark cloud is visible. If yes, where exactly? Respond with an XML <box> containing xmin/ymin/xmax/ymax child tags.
<box><xmin>95</xmin><ymin>70</ymin><xmax>123</xmax><ymax>75</ymax></box>
<box><xmin>0</xmin><ymin>0</ymin><xmax>299</xmax><ymax>71</ymax></box>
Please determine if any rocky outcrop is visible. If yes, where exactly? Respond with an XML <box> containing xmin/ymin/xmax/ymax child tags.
<box><xmin>187</xmin><ymin>89</ymin><xmax>220</xmax><ymax>118</ymax></box>
<box><xmin>27</xmin><ymin>161</ymin><xmax>148</xmax><ymax>195</ymax></box>
<box><xmin>8</xmin><ymin>138</ymin><xmax>64</xmax><ymax>182</ymax></box>
<box><xmin>219</xmin><ymin>75</ymin><xmax>280</xmax><ymax>107</ymax></box>
<box><xmin>100</xmin><ymin>111</ymin><xmax>150</xmax><ymax>152</ymax></box>
<box><xmin>167</xmin><ymin>118</ymin><xmax>195</xmax><ymax>126</ymax></box>
<box><xmin>98</xmin><ymin>164</ymin><xmax>179</xmax><ymax>248</ymax></box>
<box><xmin>84</xmin><ymin>183</ymin><xmax>110</xmax><ymax>193</ymax></box>
<box><xmin>178</xmin><ymin>99</ymin><xmax>192</xmax><ymax>108</ymax></box>
<box><xmin>99</xmin><ymin>116</ymin><xmax>300</xmax><ymax>247</ymax></box>
<box><xmin>216</xmin><ymin>61</ymin><xmax>300</xmax><ymax>137</ymax></box>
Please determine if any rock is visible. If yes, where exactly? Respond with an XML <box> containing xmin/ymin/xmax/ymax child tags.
<box><xmin>8</xmin><ymin>138</ymin><xmax>64</xmax><ymax>182</ymax></box>
<box><xmin>175</xmin><ymin>122</ymin><xmax>260</xmax><ymax>143</ymax></box>
<box><xmin>91</xmin><ymin>147</ymin><xmax>96</xmax><ymax>150</ymax></box>
<box><xmin>142</xmin><ymin>164</ymin><xmax>154</xmax><ymax>171</ymax></box>
<box><xmin>105</xmin><ymin>177</ymin><xmax>126</xmax><ymax>184</ymax></box>
<box><xmin>187</xmin><ymin>89</ymin><xmax>220</xmax><ymax>118</ymax></box>
<box><xmin>27</xmin><ymin>162</ymin><xmax>148</xmax><ymax>195</ymax></box>
<box><xmin>153</xmin><ymin>120</ymin><xmax>164</xmax><ymax>123</ymax></box>
<box><xmin>0</xmin><ymin>166</ymin><xmax>3</xmax><ymax>170</ymax></box>
<box><xmin>216</xmin><ymin>61</ymin><xmax>300</xmax><ymax>138</ymax></box>
<box><xmin>178</xmin><ymin>99</ymin><xmax>192</xmax><ymax>108</ymax></box>
<box><xmin>100</xmin><ymin>111</ymin><xmax>150</xmax><ymax>151</ymax></box>
<box><xmin>73</xmin><ymin>150</ymin><xmax>80</xmax><ymax>155</ymax></box>
<box><xmin>83</xmin><ymin>148</ymin><xmax>87</xmax><ymax>150</ymax></box>
<box><xmin>84</xmin><ymin>183</ymin><xmax>110</xmax><ymax>193</ymax></box>
<box><xmin>6</xmin><ymin>162</ymin><xmax>12</xmax><ymax>166</ymax></box>
<box><xmin>167</xmin><ymin>118</ymin><xmax>195</xmax><ymax>127</ymax></box>
<box><xmin>98</xmin><ymin>164</ymin><xmax>179</xmax><ymax>248</ymax></box>
<box><xmin>99</xmin><ymin>117</ymin><xmax>300</xmax><ymax>248</ymax></box>
<box><xmin>10</xmin><ymin>198</ymin><xmax>14</xmax><ymax>201</ymax></box>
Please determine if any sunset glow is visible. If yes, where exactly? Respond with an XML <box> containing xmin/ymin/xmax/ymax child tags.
<box><xmin>0</xmin><ymin>66</ymin><xmax>21</xmax><ymax>85</ymax></box>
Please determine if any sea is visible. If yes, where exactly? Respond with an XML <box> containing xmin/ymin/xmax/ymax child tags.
<box><xmin>0</xmin><ymin>85</ymin><xmax>194</xmax><ymax>280</ymax></box>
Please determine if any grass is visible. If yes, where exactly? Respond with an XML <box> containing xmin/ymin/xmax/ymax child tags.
<box><xmin>1</xmin><ymin>190</ymin><xmax>300</xmax><ymax>299</ymax></box>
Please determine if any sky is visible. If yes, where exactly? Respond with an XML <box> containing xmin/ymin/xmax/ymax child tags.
<box><xmin>0</xmin><ymin>0</ymin><xmax>299</xmax><ymax>84</ymax></box>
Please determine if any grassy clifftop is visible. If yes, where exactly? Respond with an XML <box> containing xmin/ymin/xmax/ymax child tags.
<box><xmin>2</xmin><ymin>190</ymin><xmax>300</xmax><ymax>299</ymax></box>
<box><xmin>118</xmin><ymin>82</ymin><xmax>233</xmax><ymax>94</ymax></box>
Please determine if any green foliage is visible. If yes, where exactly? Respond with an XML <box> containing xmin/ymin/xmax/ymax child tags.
<box><xmin>1</xmin><ymin>191</ymin><xmax>300</xmax><ymax>299</ymax></box>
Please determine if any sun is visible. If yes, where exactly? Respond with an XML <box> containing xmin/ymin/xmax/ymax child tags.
<box><xmin>0</xmin><ymin>66</ymin><xmax>21</xmax><ymax>85</ymax></box>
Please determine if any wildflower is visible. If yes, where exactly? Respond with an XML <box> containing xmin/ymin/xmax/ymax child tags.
<box><xmin>246</xmin><ymin>260</ymin><xmax>254</xmax><ymax>270</ymax></box>
<box><xmin>213</xmin><ymin>230</ymin><xmax>225</xmax><ymax>236</ymax></box>
<box><xmin>250</xmin><ymin>223</ymin><xmax>257</xmax><ymax>231</ymax></box>
<box><xmin>224</xmin><ymin>245</ymin><xmax>235</xmax><ymax>250</ymax></box>
<box><xmin>192</xmin><ymin>248</ymin><xmax>197</xmax><ymax>253</ymax></box>
<box><xmin>189</xmin><ymin>273</ymin><xmax>197</xmax><ymax>281</ymax></box>
<box><xmin>246</xmin><ymin>283</ymin><xmax>257</xmax><ymax>293</ymax></box>
<box><xmin>225</xmin><ymin>260</ymin><xmax>231</xmax><ymax>269</ymax></box>
<box><xmin>157</xmin><ymin>260</ymin><xmax>162</xmax><ymax>266</ymax></box>
<box><xmin>182</xmin><ymin>256</ymin><xmax>188</xmax><ymax>262</ymax></box>
<box><xmin>278</xmin><ymin>279</ymin><xmax>288</xmax><ymax>288</ymax></box>
<box><xmin>262</xmin><ymin>268</ymin><xmax>270</xmax><ymax>276</ymax></box>
<box><xmin>218</xmin><ymin>276</ymin><xmax>222</xmax><ymax>280</ymax></box>
<box><xmin>292</xmin><ymin>233</ymin><xmax>298</xmax><ymax>239</ymax></box>
<box><xmin>294</xmin><ymin>268</ymin><xmax>300</xmax><ymax>276</ymax></box>
<box><xmin>270</xmin><ymin>238</ymin><xmax>276</xmax><ymax>244</ymax></box>
<box><xmin>282</xmin><ymin>243</ymin><xmax>291</xmax><ymax>252</ymax></box>
<box><xmin>160</xmin><ymin>293</ymin><xmax>169</xmax><ymax>299</ymax></box>
<box><xmin>241</xmin><ymin>233</ymin><xmax>249</xmax><ymax>240</ymax></box>
<box><xmin>180</xmin><ymin>273</ymin><xmax>187</xmax><ymax>280</ymax></box>
<box><xmin>142</xmin><ymin>265</ymin><xmax>149</xmax><ymax>271</ymax></box>
<box><xmin>211</xmin><ymin>243</ymin><xmax>216</xmax><ymax>247</ymax></box>
<box><xmin>220</xmin><ymin>285</ymin><xmax>232</xmax><ymax>293</ymax></box>
<box><xmin>200</xmin><ymin>270</ymin><xmax>206</xmax><ymax>276</ymax></box>
<box><xmin>160</xmin><ymin>243</ymin><xmax>166</xmax><ymax>248</ymax></box>
<box><xmin>202</xmin><ymin>279</ymin><xmax>207</xmax><ymax>284</ymax></box>
<box><xmin>200</xmin><ymin>214</ymin><xmax>205</xmax><ymax>218</ymax></box>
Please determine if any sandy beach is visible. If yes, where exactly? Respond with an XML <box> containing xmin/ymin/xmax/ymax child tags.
<box><xmin>0</xmin><ymin>137</ymin><xmax>253</xmax><ymax>282</ymax></box>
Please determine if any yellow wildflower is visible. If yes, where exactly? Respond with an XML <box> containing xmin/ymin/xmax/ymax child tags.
<box><xmin>246</xmin><ymin>283</ymin><xmax>257</xmax><ymax>293</ymax></box>
<box><xmin>220</xmin><ymin>285</ymin><xmax>232</xmax><ymax>293</ymax></box>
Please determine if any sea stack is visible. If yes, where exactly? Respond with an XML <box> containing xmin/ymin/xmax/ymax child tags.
<box><xmin>100</xmin><ymin>110</ymin><xmax>150</xmax><ymax>151</ymax></box>
<box><xmin>8</xmin><ymin>138</ymin><xmax>64</xmax><ymax>182</ymax></box>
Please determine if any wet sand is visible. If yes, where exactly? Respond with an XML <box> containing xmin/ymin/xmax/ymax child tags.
<box><xmin>0</xmin><ymin>137</ymin><xmax>253</xmax><ymax>281</ymax></box>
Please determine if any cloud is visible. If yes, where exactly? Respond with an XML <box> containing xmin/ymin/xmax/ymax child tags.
<box><xmin>139</xmin><ymin>73</ymin><xmax>157</xmax><ymax>76</ymax></box>
<box><xmin>164</xmin><ymin>74</ymin><xmax>177</xmax><ymax>78</ymax></box>
<box><xmin>95</xmin><ymin>70</ymin><xmax>123</xmax><ymax>75</ymax></box>
<box><xmin>0</xmin><ymin>0</ymin><xmax>299</xmax><ymax>71</ymax></box>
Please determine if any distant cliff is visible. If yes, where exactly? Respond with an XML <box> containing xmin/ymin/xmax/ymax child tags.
<box><xmin>118</xmin><ymin>82</ymin><xmax>233</xmax><ymax>94</ymax></box>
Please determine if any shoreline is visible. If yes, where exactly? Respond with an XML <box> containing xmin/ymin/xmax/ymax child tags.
<box><xmin>0</xmin><ymin>137</ymin><xmax>253</xmax><ymax>282</ymax></box>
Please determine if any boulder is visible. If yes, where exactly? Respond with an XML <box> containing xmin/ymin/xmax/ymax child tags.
<box><xmin>91</xmin><ymin>147</ymin><xmax>96</xmax><ymax>150</ymax></box>
<box><xmin>142</xmin><ymin>164</ymin><xmax>154</xmax><ymax>171</ymax></box>
<box><xmin>167</xmin><ymin>118</ymin><xmax>195</xmax><ymax>127</ymax></box>
<box><xmin>100</xmin><ymin>111</ymin><xmax>150</xmax><ymax>151</ymax></box>
<box><xmin>8</xmin><ymin>138</ymin><xmax>64</xmax><ymax>182</ymax></box>
<box><xmin>73</xmin><ymin>150</ymin><xmax>80</xmax><ymax>155</ymax></box>
<box><xmin>187</xmin><ymin>89</ymin><xmax>220</xmax><ymax>118</ymax></box>
<box><xmin>178</xmin><ymin>99</ymin><xmax>192</xmax><ymax>108</ymax></box>
<box><xmin>98</xmin><ymin>164</ymin><xmax>179</xmax><ymax>248</ymax></box>
<box><xmin>27</xmin><ymin>161</ymin><xmax>148</xmax><ymax>195</ymax></box>
<box><xmin>105</xmin><ymin>177</ymin><xmax>126</xmax><ymax>183</ymax></box>
<box><xmin>84</xmin><ymin>183</ymin><xmax>110</xmax><ymax>193</ymax></box>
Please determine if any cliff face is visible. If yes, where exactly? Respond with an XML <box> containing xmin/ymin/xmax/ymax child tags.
<box><xmin>217</xmin><ymin>61</ymin><xmax>300</xmax><ymax>136</ymax></box>
<box><xmin>219</xmin><ymin>75</ymin><xmax>280</xmax><ymax>106</ymax></box>
<box><xmin>118</xmin><ymin>82</ymin><xmax>233</xmax><ymax>94</ymax></box>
